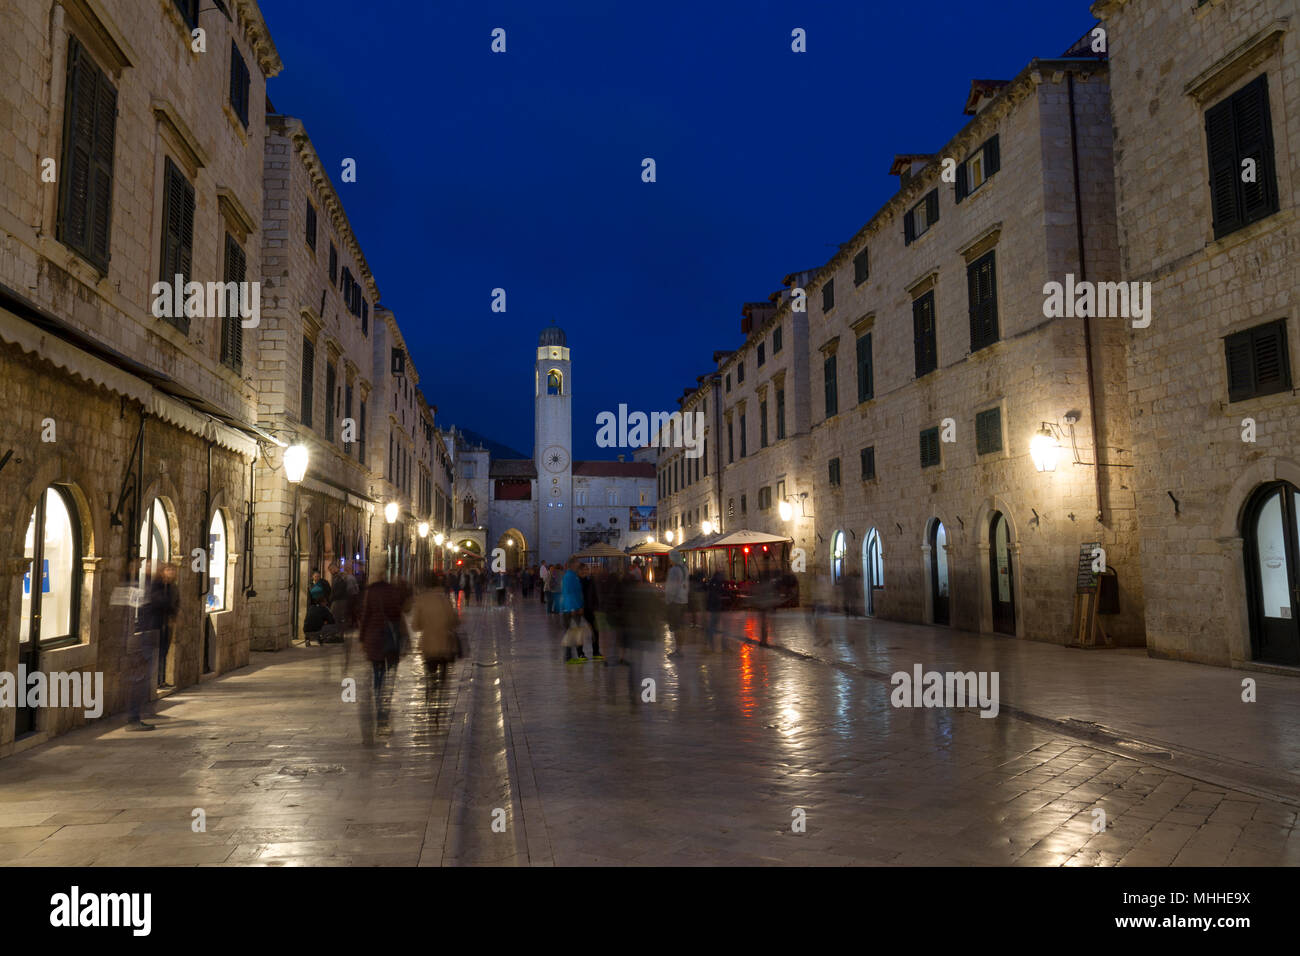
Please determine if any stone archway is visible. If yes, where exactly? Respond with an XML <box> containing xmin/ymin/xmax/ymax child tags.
<box><xmin>496</xmin><ymin>529</ymin><xmax>527</xmax><ymax>571</ymax></box>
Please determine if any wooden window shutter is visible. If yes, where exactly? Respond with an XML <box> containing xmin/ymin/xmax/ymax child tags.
<box><xmin>229</xmin><ymin>41</ymin><xmax>250</xmax><ymax>127</ymax></box>
<box><xmin>822</xmin><ymin>278</ymin><xmax>834</xmax><ymax>312</ymax></box>
<box><xmin>904</xmin><ymin>208</ymin><xmax>916</xmax><ymax>245</ymax></box>
<box><xmin>920</xmin><ymin>427</ymin><xmax>940</xmax><ymax>468</ymax></box>
<box><xmin>160</xmin><ymin>158</ymin><xmax>194</xmax><ymax>333</ymax></box>
<box><xmin>1234</xmin><ymin>75</ymin><xmax>1277</xmax><ymax>225</ymax></box>
<box><xmin>968</xmin><ymin>251</ymin><xmax>998</xmax><ymax>352</ymax></box>
<box><xmin>926</xmin><ymin>188</ymin><xmax>939</xmax><ymax>225</ymax></box>
<box><xmin>913</xmin><ymin>292</ymin><xmax>937</xmax><ymax>377</ymax></box>
<box><xmin>325</xmin><ymin>362</ymin><xmax>336</xmax><ymax>438</ymax></box>
<box><xmin>305</xmin><ymin>203</ymin><xmax>317</xmax><ymax>250</ymax></box>
<box><xmin>854</xmin><ymin>247</ymin><xmax>869</xmax><ymax>285</ymax></box>
<box><xmin>59</xmin><ymin>36</ymin><xmax>116</xmax><ymax>271</ymax></box>
<box><xmin>857</xmin><ymin>333</ymin><xmax>873</xmax><ymax>403</ymax></box>
<box><xmin>328</xmin><ymin>243</ymin><xmax>337</xmax><ymax>283</ymax></box>
<box><xmin>301</xmin><ymin>337</ymin><xmax>315</xmax><ymax>426</ymax></box>
<box><xmin>1205</xmin><ymin>95</ymin><xmax>1243</xmax><ymax>239</ymax></box>
<box><xmin>824</xmin><ymin>353</ymin><xmax>838</xmax><ymax>418</ymax></box>
<box><xmin>220</xmin><ymin>233</ymin><xmax>245</xmax><ymax>371</ymax></box>
<box><xmin>1226</xmin><ymin>319</ymin><xmax>1291</xmax><ymax>402</ymax></box>
<box><xmin>955</xmin><ymin>158</ymin><xmax>968</xmax><ymax>202</ymax></box>
<box><xmin>976</xmin><ymin>408</ymin><xmax>1002</xmax><ymax>454</ymax></box>
<box><xmin>983</xmin><ymin>134</ymin><xmax>1000</xmax><ymax>176</ymax></box>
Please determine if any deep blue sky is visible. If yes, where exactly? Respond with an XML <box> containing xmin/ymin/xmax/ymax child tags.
<box><xmin>260</xmin><ymin>0</ymin><xmax>1097</xmax><ymax>460</ymax></box>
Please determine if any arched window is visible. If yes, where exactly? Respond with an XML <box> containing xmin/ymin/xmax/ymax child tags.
<box><xmin>138</xmin><ymin>497</ymin><xmax>171</xmax><ymax>589</ymax></box>
<box><xmin>20</xmin><ymin>485</ymin><xmax>82</xmax><ymax>646</ymax></box>
<box><xmin>831</xmin><ymin>530</ymin><xmax>846</xmax><ymax>585</ymax></box>
<box><xmin>547</xmin><ymin>370</ymin><xmax>562</xmax><ymax>395</ymax></box>
<box><xmin>865</xmin><ymin>528</ymin><xmax>883</xmax><ymax>589</ymax></box>
<box><xmin>207</xmin><ymin>511</ymin><xmax>227</xmax><ymax>612</ymax></box>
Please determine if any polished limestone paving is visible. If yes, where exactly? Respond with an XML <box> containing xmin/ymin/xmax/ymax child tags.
<box><xmin>0</xmin><ymin>596</ymin><xmax>1297</xmax><ymax>866</ymax></box>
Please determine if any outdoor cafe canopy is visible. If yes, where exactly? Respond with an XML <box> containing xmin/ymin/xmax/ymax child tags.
<box><xmin>626</xmin><ymin>540</ymin><xmax>673</xmax><ymax>556</ymax></box>
<box><xmin>677</xmin><ymin>529</ymin><xmax>792</xmax><ymax>550</ymax></box>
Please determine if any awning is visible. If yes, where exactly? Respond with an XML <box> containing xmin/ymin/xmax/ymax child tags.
<box><xmin>626</xmin><ymin>540</ymin><xmax>673</xmax><ymax>555</ymax></box>
<box><xmin>572</xmin><ymin>542</ymin><xmax>628</xmax><ymax>560</ymax></box>
<box><xmin>683</xmin><ymin>529</ymin><xmax>792</xmax><ymax>549</ymax></box>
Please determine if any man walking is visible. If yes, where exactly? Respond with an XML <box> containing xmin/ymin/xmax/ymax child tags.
<box><xmin>665</xmin><ymin>554</ymin><xmax>689</xmax><ymax>658</ymax></box>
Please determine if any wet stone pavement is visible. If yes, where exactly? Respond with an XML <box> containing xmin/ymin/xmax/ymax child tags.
<box><xmin>0</xmin><ymin>597</ymin><xmax>1298</xmax><ymax>866</ymax></box>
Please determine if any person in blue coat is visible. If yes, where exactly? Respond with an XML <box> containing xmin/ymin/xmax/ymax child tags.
<box><xmin>559</xmin><ymin>559</ymin><xmax>587</xmax><ymax>662</ymax></box>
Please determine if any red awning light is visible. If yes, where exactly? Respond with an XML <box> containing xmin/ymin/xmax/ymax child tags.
<box><xmin>743</xmin><ymin>546</ymin><xmax>750</xmax><ymax>553</ymax></box>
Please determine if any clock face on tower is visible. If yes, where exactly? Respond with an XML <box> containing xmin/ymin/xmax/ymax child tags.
<box><xmin>542</xmin><ymin>445</ymin><xmax>569</xmax><ymax>473</ymax></box>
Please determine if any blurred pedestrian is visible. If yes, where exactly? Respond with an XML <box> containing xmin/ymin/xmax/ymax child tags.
<box><xmin>705</xmin><ymin>570</ymin><xmax>727</xmax><ymax>653</ymax></box>
<box><xmin>580</xmin><ymin>564</ymin><xmax>603</xmax><ymax>661</ymax></box>
<box><xmin>413</xmin><ymin>571</ymin><xmax>460</xmax><ymax>683</ymax></box>
<box><xmin>559</xmin><ymin>559</ymin><xmax>586</xmax><ymax>662</ymax></box>
<box><xmin>304</xmin><ymin>594</ymin><xmax>335</xmax><ymax>646</ymax></box>
<box><xmin>357</xmin><ymin>556</ymin><xmax>409</xmax><ymax>736</ymax></box>
<box><xmin>665</xmin><ymin>554</ymin><xmax>689</xmax><ymax>658</ymax></box>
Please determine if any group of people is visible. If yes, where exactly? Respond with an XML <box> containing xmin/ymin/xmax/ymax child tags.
<box><xmin>304</xmin><ymin>563</ymin><xmax>362</xmax><ymax>646</ymax></box>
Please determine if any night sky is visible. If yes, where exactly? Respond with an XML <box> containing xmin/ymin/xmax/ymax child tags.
<box><xmin>259</xmin><ymin>1</ymin><xmax>1098</xmax><ymax>460</ymax></box>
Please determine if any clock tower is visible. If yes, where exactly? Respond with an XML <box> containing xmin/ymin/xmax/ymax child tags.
<box><xmin>535</xmin><ymin>323</ymin><xmax>573</xmax><ymax>564</ymax></box>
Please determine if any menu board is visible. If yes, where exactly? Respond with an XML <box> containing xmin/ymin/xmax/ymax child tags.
<box><xmin>1077</xmin><ymin>542</ymin><xmax>1100</xmax><ymax>593</ymax></box>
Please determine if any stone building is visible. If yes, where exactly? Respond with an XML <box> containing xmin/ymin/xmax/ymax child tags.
<box><xmin>659</xmin><ymin>33</ymin><xmax>1148</xmax><ymax>646</ymax></box>
<box><xmin>1093</xmin><ymin>0</ymin><xmax>1299</xmax><ymax>668</ymax></box>
<box><xmin>0</xmin><ymin>0</ymin><xmax>281</xmax><ymax>750</ymax></box>
<box><xmin>443</xmin><ymin>325</ymin><xmax>657</xmax><ymax>569</ymax></box>
<box><xmin>252</xmin><ymin>112</ymin><xmax>380</xmax><ymax>649</ymax></box>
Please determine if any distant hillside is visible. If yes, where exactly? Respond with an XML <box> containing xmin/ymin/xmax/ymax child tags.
<box><xmin>455</xmin><ymin>427</ymin><xmax>528</xmax><ymax>461</ymax></box>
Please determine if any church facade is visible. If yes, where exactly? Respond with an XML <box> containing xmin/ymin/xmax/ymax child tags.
<box><xmin>441</xmin><ymin>326</ymin><xmax>657</xmax><ymax>569</ymax></box>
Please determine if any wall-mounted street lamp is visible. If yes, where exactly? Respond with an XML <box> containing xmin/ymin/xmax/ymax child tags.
<box><xmin>665</xmin><ymin>530</ymin><xmax>675</xmax><ymax>544</ymax></box>
<box><xmin>701</xmin><ymin>519</ymin><xmax>714</xmax><ymax>535</ymax></box>
<box><xmin>434</xmin><ymin>532</ymin><xmax>444</xmax><ymax>546</ymax></box>
<box><xmin>1031</xmin><ymin>424</ymin><xmax>1062</xmax><ymax>473</ymax></box>
<box><xmin>384</xmin><ymin>501</ymin><xmax>398</xmax><ymax>579</ymax></box>
<box><xmin>778</xmin><ymin>499</ymin><xmax>793</xmax><ymax>522</ymax></box>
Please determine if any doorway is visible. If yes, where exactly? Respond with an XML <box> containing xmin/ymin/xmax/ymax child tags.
<box><xmin>1244</xmin><ymin>481</ymin><xmax>1300</xmax><ymax>665</ymax></box>
<box><xmin>989</xmin><ymin>511</ymin><xmax>1015</xmax><ymax>635</ymax></box>
<box><xmin>863</xmin><ymin>528</ymin><xmax>883</xmax><ymax>617</ymax></box>
<box><xmin>929</xmin><ymin>520</ymin><xmax>949</xmax><ymax>626</ymax></box>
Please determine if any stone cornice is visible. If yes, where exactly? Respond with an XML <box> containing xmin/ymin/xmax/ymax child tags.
<box><xmin>805</xmin><ymin>58</ymin><xmax>1105</xmax><ymax>296</ymax></box>
<box><xmin>153</xmin><ymin>98</ymin><xmax>209</xmax><ymax>174</ymax></box>
<box><xmin>233</xmin><ymin>0</ymin><xmax>283</xmax><ymax>77</ymax></box>
<box><xmin>272</xmin><ymin>116</ymin><xmax>380</xmax><ymax>303</ymax></box>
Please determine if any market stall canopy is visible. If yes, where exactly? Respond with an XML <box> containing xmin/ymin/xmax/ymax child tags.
<box><xmin>626</xmin><ymin>540</ymin><xmax>673</xmax><ymax>555</ymax></box>
<box><xmin>571</xmin><ymin>543</ymin><xmax>629</xmax><ymax>560</ymax></box>
<box><xmin>707</xmin><ymin>529</ymin><xmax>793</xmax><ymax>547</ymax></box>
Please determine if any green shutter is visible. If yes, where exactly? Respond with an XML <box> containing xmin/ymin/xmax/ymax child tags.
<box><xmin>983</xmin><ymin>135</ymin><xmax>1000</xmax><ymax>176</ymax></box>
<box><xmin>914</xmin><ymin>292</ymin><xmax>936</xmax><ymax>377</ymax></box>
<box><xmin>926</xmin><ymin>188</ymin><xmax>939</xmax><ymax>225</ymax></box>
<box><xmin>968</xmin><ymin>251</ymin><xmax>998</xmax><ymax>351</ymax></box>
<box><xmin>1234</xmin><ymin>75</ymin><xmax>1276</xmax><ymax>225</ymax></box>
<box><xmin>220</xmin><ymin>233</ymin><xmax>245</xmax><ymax>371</ymax></box>
<box><xmin>976</xmin><ymin>408</ymin><xmax>1002</xmax><ymax>454</ymax></box>
<box><xmin>59</xmin><ymin>36</ymin><xmax>115</xmax><ymax>271</ymax></box>
<box><xmin>301</xmin><ymin>338</ymin><xmax>315</xmax><ymax>426</ymax></box>
<box><xmin>857</xmin><ymin>333</ymin><xmax>873</xmax><ymax>403</ymax></box>
<box><xmin>1206</xmin><ymin>95</ymin><xmax>1243</xmax><ymax>238</ymax></box>
<box><xmin>904</xmin><ymin>207</ymin><xmax>916</xmax><ymax>245</ymax></box>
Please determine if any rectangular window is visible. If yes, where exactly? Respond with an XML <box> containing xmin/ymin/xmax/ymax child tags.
<box><xmin>703</xmin><ymin>437</ymin><xmax>708</xmax><ymax>476</ymax></box>
<box><xmin>740</xmin><ymin>494</ymin><xmax>747</xmax><ymax>515</ymax></box>
<box><xmin>853</xmin><ymin>247</ymin><xmax>870</xmax><ymax>286</ymax></box>
<box><xmin>737</xmin><ymin>362</ymin><xmax>745</xmax><ymax>384</ymax></box>
<box><xmin>362</xmin><ymin>299</ymin><xmax>369</xmax><ymax>336</ymax></box>
<box><xmin>955</xmin><ymin>135</ymin><xmax>999</xmax><ymax>202</ymax></box>
<box><xmin>776</xmin><ymin>388</ymin><xmax>786</xmax><ymax>440</ymax></box>
<box><xmin>968</xmin><ymin>250</ymin><xmax>999</xmax><ymax>352</ymax></box>
<box><xmin>725</xmin><ymin>373</ymin><xmax>731</xmax><ymax>392</ymax></box>
<box><xmin>860</xmin><ymin>446</ymin><xmax>875</xmax><ymax>481</ymax></box>
<box><xmin>229</xmin><ymin>40</ymin><xmax>250</xmax><ymax>127</ymax></box>
<box><xmin>824</xmin><ymin>353</ymin><xmax>838</xmax><ymax>418</ymax></box>
<box><xmin>760</xmin><ymin>400</ymin><xmax>769</xmax><ymax>447</ymax></box>
<box><xmin>359</xmin><ymin>400</ymin><xmax>366</xmax><ymax>463</ymax></box>
<box><xmin>856</xmin><ymin>333</ymin><xmax>873</xmax><ymax>403</ymax></box>
<box><xmin>773</xmin><ymin>325</ymin><xmax>783</xmax><ymax>353</ymax></box>
<box><xmin>920</xmin><ymin>426</ymin><xmax>941</xmax><ymax>468</ymax></box>
<box><xmin>345</xmin><ymin>384</ymin><xmax>354</xmax><ymax>451</ymax></box>
<box><xmin>300</xmin><ymin>337</ymin><xmax>314</xmax><ymax>427</ymax></box>
<box><xmin>975</xmin><ymin>407</ymin><xmax>1003</xmax><ymax>455</ymax></box>
<box><xmin>219</xmin><ymin>233</ymin><xmax>245</xmax><ymax>373</ymax></box>
<box><xmin>905</xmin><ymin>188</ymin><xmax>939</xmax><ymax>244</ymax></box>
<box><xmin>913</xmin><ymin>291</ymin><xmax>937</xmax><ymax>378</ymax></box>
<box><xmin>828</xmin><ymin>458</ymin><xmax>841</xmax><ymax>487</ymax></box>
<box><xmin>1206</xmin><ymin>75</ymin><xmax>1279</xmax><ymax>239</ymax></box>
<box><xmin>758</xmin><ymin>487</ymin><xmax>772</xmax><ymax>510</ymax></box>
<box><xmin>739</xmin><ymin>414</ymin><xmax>747</xmax><ymax>458</ymax></box>
<box><xmin>1225</xmin><ymin>318</ymin><xmax>1291</xmax><ymax>402</ymax></box>
<box><xmin>757</xmin><ymin>342</ymin><xmax>766</xmax><ymax>367</ymax></box>
<box><xmin>305</xmin><ymin>202</ymin><xmax>317</xmax><ymax>250</ymax></box>
<box><xmin>324</xmin><ymin>362</ymin><xmax>336</xmax><ymax>440</ymax></box>
<box><xmin>57</xmin><ymin>36</ymin><xmax>116</xmax><ymax>272</ymax></box>
<box><xmin>822</xmin><ymin>278</ymin><xmax>835</xmax><ymax>313</ymax></box>
<box><xmin>159</xmin><ymin>157</ymin><xmax>195</xmax><ymax>333</ymax></box>
<box><xmin>728</xmin><ymin>419</ymin><xmax>734</xmax><ymax>463</ymax></box>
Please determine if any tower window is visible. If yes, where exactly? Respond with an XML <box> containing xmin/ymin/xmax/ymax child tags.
<box><xmin>547</xmin><ymin>370</ymin><xmax>562</xmax><ymax>395</ymax></box>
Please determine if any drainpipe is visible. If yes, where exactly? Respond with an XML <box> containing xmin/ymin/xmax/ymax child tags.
<box><xmin>1068</xmin><ymin>71</ymin><xmax>1106</xmax><ymax>526</ymax></box>
<box><xmin>243</xmin><ymin>448</ymin><xmax>257</xmax><ymax>597</ymax></box>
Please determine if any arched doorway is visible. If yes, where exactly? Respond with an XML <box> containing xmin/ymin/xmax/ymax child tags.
<box><xmin>497</xmin><ymin>529</ymin><xmax>527</xmax><ymax>571</ymax></box>
<box><xmin>989</xmin><ymin>511</ymin><xmax>1015</xmax><ymax>635</ymax></box>
<box><xmin>928</xmin><ymin>519</ymin><xmax>950</xmax><ymax>626</ymax></box>
<box><xmin>863</xmin><ymin>527</ymin><xmax>883</xmax><ymax>616</ymax></box>
<box><xmin>1244</xmin><ymin>481</ymin><xmax>1300</xmax><ymax>664</ymax></box>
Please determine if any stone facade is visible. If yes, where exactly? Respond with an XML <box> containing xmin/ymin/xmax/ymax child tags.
<box><xmin>1094</xmin><ymin>0</ymin><xmax>1299</xmax><ymax>667</ymax></box>
<box><xmin>0</xmin><ymin>0</ymin><xmax>281</xmax><ymax>750</ymax></box>
<box><xmin>659</xmin><ymin>45</ymin><xmax>1147</xmax><ymax>646</ymax></box>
